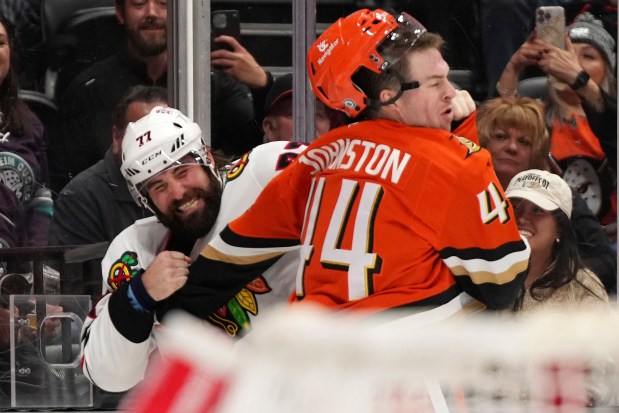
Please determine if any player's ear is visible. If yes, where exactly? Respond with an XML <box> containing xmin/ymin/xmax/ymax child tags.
<box><xmin>379</xmin><ymin>88</ymin><xmax>397</xmax><ymax>105</ymax></box>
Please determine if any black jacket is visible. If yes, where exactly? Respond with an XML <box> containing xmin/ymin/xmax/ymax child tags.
<box><xmin>48</xmin><ymin>149</ymin><xmax>151</xmax><ymax>247</ymax></box>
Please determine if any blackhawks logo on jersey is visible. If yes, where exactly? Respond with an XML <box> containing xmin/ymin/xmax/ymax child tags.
<box><xmin>108</xmin><ymin>251</ymin><xmax>141</xmax><ymax>290</ymax></box>
<box><xmin>207</xmin><ymin>276</ymin><xmax>271</xmax><ymax>337</ymax></box>
<box><xmin>225</xmin><ymin>151</ymin><xmax>251</xmax><ymax>182</ymax></box>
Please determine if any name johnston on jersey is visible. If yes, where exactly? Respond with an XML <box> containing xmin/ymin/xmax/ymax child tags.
<box><xmin>299</xmin><ymin>138</ymin><xmax>411</xmax><ymax>185</ymax></box>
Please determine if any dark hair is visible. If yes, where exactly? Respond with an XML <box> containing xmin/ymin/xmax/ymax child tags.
<box><xmin>352</xmin><ymin>32</ymin><xmax>445</xmax><ymax>120</ymax></box>
<box><xmin>0</xmin><ymin>17</ymin><xmax>30</xmax><ymax>134</ymax></box>
<box><xmin>112</xmin><ymin>85</ymin><xmax>168</xmax><ymax>131</ymax></box>
<box><xmin>513</xmin><ymin>208</ymin><xmax>586</xmax><ymax>310</ymax></box>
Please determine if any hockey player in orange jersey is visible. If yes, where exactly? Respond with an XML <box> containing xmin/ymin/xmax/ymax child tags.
<box><xmin>158</xmin><ymin>9</ymin><xmax>531</xmax><ymax>322</ymax></box>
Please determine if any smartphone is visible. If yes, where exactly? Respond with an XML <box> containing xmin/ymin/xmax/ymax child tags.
<box><xmin>211</xmin><ymin>10</ymin><xmax>241</xmax><ymax>51</ymax></box>
<box><xmin>535</xmin><ymin>6</ymin><xmax>565</xmax><ymax>49</ymax></box>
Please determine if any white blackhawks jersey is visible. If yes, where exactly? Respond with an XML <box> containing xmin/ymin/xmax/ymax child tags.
<box><xmin>80</xmin><ymin>141</ymin><xmax>307</xmax><ymax>393</ymax></box>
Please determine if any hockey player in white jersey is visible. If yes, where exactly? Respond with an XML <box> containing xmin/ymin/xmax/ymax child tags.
<box><xmin>80</xmin><ymin>106</ymin><xmax>306</xmax><ymax>392</ymax></box>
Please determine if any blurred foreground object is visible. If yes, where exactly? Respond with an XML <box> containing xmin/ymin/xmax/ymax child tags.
<box><xmin>121</xmin><ymin>306</ymin><xmax>619</xmax><ymax>412</ymax></box>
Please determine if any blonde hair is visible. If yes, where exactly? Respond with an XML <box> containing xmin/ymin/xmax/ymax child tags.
<box><xmin>477</xmin><ymin>96</ymin><xmax>550</xmax><ymax>171</ymax></box>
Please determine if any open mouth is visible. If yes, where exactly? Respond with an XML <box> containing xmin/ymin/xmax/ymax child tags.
<box><xmin>518</xmin><ymin>229</ymin><xmax>533</xmax><ymax>238</ymax></box>
<box><xmin>176</xmin><ymin>198</ymin><xmax>199</xmax><ymax>213</ymax></box>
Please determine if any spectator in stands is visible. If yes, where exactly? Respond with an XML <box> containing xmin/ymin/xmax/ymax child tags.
<box><xmin>497</xmin><ymin>12</ymin><xmax>616</xmax><ymax>228</ymax></box>
<box><xmin>48</xmin><ymin>86</ymin><xmax>171</xmax><ymax>247</ymax></box>
<box><xmin>506</xmin><ymin>169</ymin><xmax>608</xmax><ymax>310</ymax></box>
<box><xmin>211</xmin><ymin>34</ymin><xmax>273</xmax><ymax>127</ymax></box>
<box><xmin>159</xmin><ymin>9</ymin><xmax>530</xmax><ymax>324</ymax></box>
<box><xmin>480</xmin><ymin>0</ymin><xmax>617</xmax><ymax>98</ymax></box>
<box><xmin>476</xmin><ymin>96</ymin><xmax>550</xmax><ymax>190</ymax></box>
<box><xmin>0</xmin><ymin>0</ymin><xmax>44</xmax><ymax>91</ymax></box>
<box><xmin>0</xmin><ymin>185</ymin><xmax>20</xmax><ymax>249</ymax></box>
<box><xmin>477</xmin><ymin>96</ymin><xmax>616</xmax><ymax>294</ymax></box>
<box><xmin>505</xmin><ymin>169</ymin><xmax>612</xmax><ymax>407</ymax></box>
<box><xmin>261</xmin><ymin>73</ymin><xmax>334</xmax><ymax>142</ymax></box>
<box><xmin>49</xmin><ymin>0</ymin><xmax>263</xmax><ymax>194</ymax></box>
<box><xmin>0</xmin><ymin>16</ymin><xmax>52</xmax><ymax>248</ymax></box>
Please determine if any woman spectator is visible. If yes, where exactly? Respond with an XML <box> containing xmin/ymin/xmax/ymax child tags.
<box><xmin>504</xmin><ymin>169</ymin><xmax>612</xmax><ymax>407</ymax></box>
<box><xmin>477</xmin><ymin>96</ymin><xmax>549</xmax><ymax>190</ymax></box>
<box><xmin>505</xmin><ymin>169</ymin><xmax>608</xmax><ymax>311</ymax></box>
<box><xmin>477</xmin><ymin>96</ymin><xmax>616</xmax><ymax>294</ymax></box>
<box><xmin>0</xmin><ymin>16</ymin><xmax>51</xmax><ymax>247</ymax></box>
<box><xmin>496</xmin><ymin>13</ymin><xmax>616</xmax><ymax>225</ymax></box>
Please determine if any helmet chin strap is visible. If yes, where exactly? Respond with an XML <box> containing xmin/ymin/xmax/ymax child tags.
<box><xmin>139</xmin><ymin>192</ymin><xmax>156</xmax><ymax>215</ymax></box>
<box><xmin>365</xmin><ymin>69</ymin><xmax>420</xmax><ymax>109</ymax></box>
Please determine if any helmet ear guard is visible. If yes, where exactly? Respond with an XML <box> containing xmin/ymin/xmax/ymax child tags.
<box><xmin>120</xmin><ymin>106</ymin><xmax>221</xmax><ymax>211</ymax></box>
<box><xmin>307</xmin><ymin>9</ymin><xmax>426</xmax><ymax>118</ymax></box>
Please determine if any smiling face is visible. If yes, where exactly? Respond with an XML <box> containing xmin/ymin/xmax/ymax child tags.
<box><xmin>382</xmin><ymin>48</ymin><xmax>456</xmax><ymax>130</ymax></box>
<box><xmin>512</xmin><ymin>198</ymin><xmax>557</xmax><ymax>266</ymax></box>
<box><xmin>117</xmin><ymin>0</ymin><xmax>168</xmax><ymax>57</ymax></box>
<box><xmin>145</xmin><ymin>163</ymin><xmax>222</xmax><ymax>239</ymax></box>
<box><xmin>485</xmin><ymin>126</ymin><xmax>533</xmax><ymax>189</ymax></box>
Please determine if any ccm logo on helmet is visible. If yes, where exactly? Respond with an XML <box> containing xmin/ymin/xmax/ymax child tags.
<box><xmin>141</xmin><ymin>150</ymin><xmax>162</xmax><ymax>166</ymax></box>
<box><xmin>317</xmin><ymin>39</ymin><xmax>339</xmax><ymax>66</ymax></box>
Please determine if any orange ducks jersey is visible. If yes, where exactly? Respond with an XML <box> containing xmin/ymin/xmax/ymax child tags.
<box><xmin>176</xmin><ymin>119</ymin><xmax>530</xmax><ymax>320</ymax></box>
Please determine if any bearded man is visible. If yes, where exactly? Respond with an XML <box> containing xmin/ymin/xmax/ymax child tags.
<box><xmin>80</xmin><ymin>106</ymin><xmax>306</xmax><ymax>393</ymax></box>
<box><xmin>49</xmin><ymin>0</ymin><xmax>259</xmax><ymax>193</ymax></box>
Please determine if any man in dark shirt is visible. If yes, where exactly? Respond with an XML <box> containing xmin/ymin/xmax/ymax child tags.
<box><xmin>48</xmin><ymin>0</ymin><xmax>262</xmax><ymax>194</ymax></box>
<box><xmin>48</xmin><ymin>86</ymin><xmax>169</xmax><ymax>247</ymax></box>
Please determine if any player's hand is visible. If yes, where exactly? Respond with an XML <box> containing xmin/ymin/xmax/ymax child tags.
<box><xmin>141</xmin><ymin>251</ymin><xmax>191</xmax><ymax>301</ymax></box>
<box><xmin>211</xmin><ymin>35</ymin><xmax>269</xmax><ymax>88</ymax></box>
<box><xmin>451</xmin><ymin>89</ymin><xmax>476</xmax><ymax>121</ymax></box>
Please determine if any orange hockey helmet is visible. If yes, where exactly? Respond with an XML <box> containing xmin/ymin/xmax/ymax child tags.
<box><xmin>307</xmin><ymin>9</ymin><xmax>426</xmax><ymax>118</ymax></box>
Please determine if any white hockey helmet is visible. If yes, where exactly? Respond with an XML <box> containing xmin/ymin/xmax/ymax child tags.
<box><xmin>121</xmin><ymin>106</ymin><xmax>220</xmax><ymax>211</ymax></box>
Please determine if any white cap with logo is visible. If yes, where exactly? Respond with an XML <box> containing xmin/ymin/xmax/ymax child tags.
<box><xmin>505</xmin><ymin>169</ymin><xmax>572</xmax><ymax>218</ymax></box>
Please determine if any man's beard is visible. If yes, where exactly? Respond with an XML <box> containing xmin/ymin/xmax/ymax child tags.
<box><xmin>126</xmin><ymin>18</ymin><xmax>167</xmax><ymax>57</ymax></box>
<box><xmin>155</xmin><ymin>183</ymin><xmax>223</xmax><ymax>240</ymax></box>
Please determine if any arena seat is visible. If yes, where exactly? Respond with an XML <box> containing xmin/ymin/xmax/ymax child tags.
<box><xmin>517</xmin><ymin>76</ymin><xmax>548</xmax><ymax>100</ymax></box>
<box><xmin>41</xmin><ymin>0</ymin><xmax>115</xmax><ymax>41</ymax></box>
<box><xmin>41</xmin><ymin>0</ymin><xmax>122</xmax><ymax>99</ymax></box>
<box><xmin>18</xmin><ymin>90</ymin><xmax>58</xmax><ymax>129</ymax></box>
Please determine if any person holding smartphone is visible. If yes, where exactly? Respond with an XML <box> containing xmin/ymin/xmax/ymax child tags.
<box><xmin>496</xmin><ymin>12</ymin><xmax>617</xmax><ymax>242</ymax></box>
<box><xmin>210</xmin><ymin>33</ymin><xmax>276</xmax><ymax>127</ymax></box>
<box><xmin>50</xmin><ymin>0</ymin><xmax>265</xmax><ymax>193</ymax></box>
